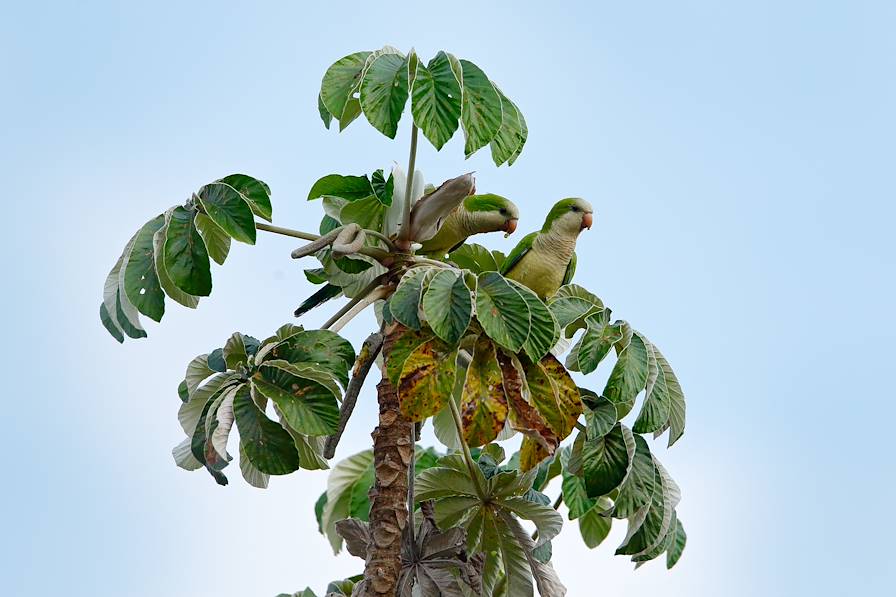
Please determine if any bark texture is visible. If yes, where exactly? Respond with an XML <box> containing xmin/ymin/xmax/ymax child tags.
<box><xmin>362</xmin><ymin>375</ymin><xmax>413</xmax><ymax>596</ymax></box>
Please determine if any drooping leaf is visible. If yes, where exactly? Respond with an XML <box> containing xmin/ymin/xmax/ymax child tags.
<box><xmin>490</xmin><ymin>87</ymin><xmax>525</xmax><ymax>166</ymax></box>
<box><xmin>398</xmin><ymin>337</ymin><xmax>459</xmax><ymax>421</ymax></box>
<box><xmin>182</xmin><ymin>353</ymin><xmax>215</xmax><ymax>399</ymax></box>
<box><xmin>294</xmin><ymin>283</ymin><xmax>343</xmax><ymax>318</ymax></box>
<box><xmin>582</xmin><ymin>423</ymin><xmax>634</xmax><ymax>498</ymax></box>
<box><xmin>194</xmin><ymin>212</ymin><xmax>231</xmax><ymax>265</ymax></box>
<box><xmin>196</xmin><ymin>182</ymin><xmax>257</xmax><ymax>245</ymax></box>
<box><xmin>163</xmin><ymin>206</ymin><xmax>212</xmax><ymax>296</ymax></box>
<box><xmin>99</xmin><ymin>302</ymin><xmax>123</xmax><ymax>342</ymax></box>
<box><xmin>152</xmin><ymin>212</ymin><xmax>199</xmax><ymax>308</ymax></box>
<box><xmin>572</xmin><ymin>316</ymin><xmax>624</xmax><ymax>374</ymax></box>
<box><xmin>411</xmin><ymin>50</ymin><xmax>462</xmax><ymax>150</ymax></box>
<box><xmin>603</xmin><ymin>323</ymin><xmax>649</xmax><ymax>408</ymax></box>
<box><xmin>233</xmin><ymin>384</ymin><xmax>300</xmax><ymax>475</ymax></box>
<box><xmin>321</xmin><ymin>450</ymin><xmax>375</xmax><ymax>553</ymax></box>
<box><xmin>239</xmin><ymin>441</ymin><xmax>270</xmax><ymax>489</ymax></box>
<box><xmin>521</xmin><ymin>354</ymin><xmax>582</xmax><ymax>442</ymax></box>
<box><xmin>317</xmin><ymin>93</ymin><xmax>332</xmax><ymax>129</ymax></box>
<box><xmin>666</xmin><ymin>518</ymin><xmax>687</xmax><ymax>569</ymax></box>
<box><xmin>460</xmin><ymin>337</ymin><xmax>508</xmax><ymax>446</ymax></box>
<box><xmin>633</xmin><ymin>338</ymin><xmax>672</xmax><ymax>434</ymax></box>
<box><xmin>422</xmin><ymin>269</ymin><xmax>472</xmax><ymax>345</ymax></box>
<box><xmin>578</xmin><ymin>507</ymin><xmax>612</xmax><ymax>549</ymax></box>
<box><xmin>475</xmin><ymin>272</ymin><xmax>530</xmax><ymax>353</ymax></box>
<box><xmin>123</xmin><ymin>214</ymin><xmax>166</xmax><ymax>322</ymax></box>
<box><xmin>360</xmin><ymin>51</ymin><xmax>409</xmax><ymax>139</ymax></box>
<box><xmin>217</xmin><ymin>173</ymin><xmax>272</xmax><ymax>222</ymax></box>
<box><xmin>223</xmin><ymin>332</ymin><xmax>250</xmax><ymax>369</ymax></box>
<box><xmin>655</xmin><ymin>346</ymin><xmax>686</xmax><ymax>447</ymax></box>
<box><xmin>459</xmin><ymin>60</ymin><xmax>503</xmax><ymax>157</ymax></box>
<box><xmin>497</xmin><ymin>350</ymin><xmax>558</xmax><ymax>466</ymax></box>
<box><xmin>370</xmin><ymin>168</ymin><xmax>394</xmax><ymax>206</ymax></box>
<box><xmin>613</xmin><ymin>434</ymin><xmax>656</xmax><ymax>519</ymax></box>
<box><xmin>320</xmin><ymin>51</ymin><xmax>371</xmax><ymax>122</ymax></box>
<box><xmin>548</xmin><ymin>284</ymin><xmax>605</xmax><ymax>333</ymax></box>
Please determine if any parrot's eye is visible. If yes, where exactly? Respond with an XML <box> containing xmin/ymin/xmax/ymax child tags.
<box><xmin>570</xmin><ymin>206</ymin><xmax>580</xmax><ymax>212</ymax></box>
<box><xmin>499</xmin><ymin>208</ymin><xmax>508</xmax><ymax>215</ymax></box>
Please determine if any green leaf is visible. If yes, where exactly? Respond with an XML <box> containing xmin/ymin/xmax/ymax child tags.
<box><xmin>233</xmin><ymin>384</ymin><xmax>300</xmax><ymax>475</ymax></box>
<box><xmin>581</xmin><ymin>391</ymin><xmax>617</xmax><ymax>440</ymax></box>
<box><xmin>422</xmin><ymin>270</ymin><xmax>472</xmax><ymax>345</ymax></box>
<box><xmin>397</xmin><ymin>337</ymin><xmax>458</xmax><ymax>421</ymax></box>
<box><xmin>578</xmin><ymin>507</ymin><xmax>612</xmax><ymax>549</ymax></box>
<box><xmin>183</xmin><ymin>353</ymin><xmax>215</xmax><ymax>399</ymax></box>
<box><xmin>307</xmin><ymin>174</ymin><xmax>374</xmax><ymax>201</ymax></box>
<box><xmin>268</xmin><ymin>329</ymin><xmax>355</xmax><ymax>389</ymax></box>
<box><xmin>359</xmin><ymin>51</ymin><xmax>409</xmax><ymax>139</ymax></box>
<box><xmin>163</xmin><ymin>206</ymin><xmax>212</xmax><ymax>296</ymax></box>
<box><xmin>508</xmin><ymin>104</ymin><xmax>528</xmax><ymax>166</ymax></box>
<box><xmin>317</xmin><ymin>93</ymin><xmax>332</xmax><ymax>129</ymax></box>
<box><xmin>572</xmin><ymin>316</ymin><xmax>624</xmax><ymax>374</ymax></box>
<box><xmin>223</xmin><ymin>333</ymin><xmax>249</xmax><ymax>369</ymax></box>
<box><xmin>253</xmin><ymin>362</ymin><xmax>340</xmax><ymax>436</ymax></box>
<box><xmin>99</xmin><ymin>302</ymin><xmax>123</xmax><ymax>343</ymax></box>
<box><xmin>490</xmin><ymin>87</ymin><xmax>525</xmax><ymax>166</ymax></box>
<box><xmin>194</xmin><ymin>213</ymin><xmax>231</xmax><ymax>265</ymax></box>
<box><xmin>411</xmin><ymin>50</ymin><xmax>462</xmax><ymax>150</ymax></box>
<box><xmin>666</xmin><ymin>518</ymin><xmax>687</xmax><ymax>569</ymax></box>
<box><xmin>603</xmin><ymin>323</ymin><xmax>649</xmax><ymax>407</ymax></box>
<box><xmin>218</xmin><ymin>173</ymin><xmax>272</xmax><ymax>222</ymax></box>
<box><xmin>475</xmin><ymin>272</ymin><xmax>530</xmax><ymax>352</ymax></box>
<box><xmin>655</xmin><ymin>347</ymin><xmax>686</xmax><ymax>447</ymax></box>
<box><xmin>321</xmin><ymin>450</ymin><xmax>375</xmax><ymax>553</ymax></box>
<box><xmin>153</xmin><ymin>212</ymin><xmax>199</xmax><ymax>308</ymax></box>
<box><xmin>196</xmin><ymin>182</ymin><xmax>256</xmax><ymax>245</ymax></box>
<box><xmin>616</xmin><ymin>459</ymin><xmax>679</xmax><ymax>557</ymax></box>
<box><xmin>633</xmin><ymin>338</ymin><xmax>672</xmax><ymax>434</ymax></box>
<box><xmin>548</xmin><ymin>284</ymin><xmax>605</xmax><ymax>332</ymax></box>
<box><xmin>123</xmin><ymin>214</ymin><xmax>166</xmax><ymax>322</ymax></box>
<box><xmin>507</xmin><ymin>280</ymin><xmax>559</xmax><ymax>361</ymax></box>
<box><xmin>448</xmin><ymin>243</ymin><xmax>503</xmax><ymax>273</ymax></box>
<box><xmin>460</xmin><ymin>337</ymin><xmax>509</xmax><ymax>446</ymax></box>
<box><xmin>390</xmin><ymin>267</ymin><xmax>433</xmax><ymax>330</ymax></box>
<box><xmin>339</xmin><ymin>195</ymin><xmax>386</xmax><ymax>232</ymax></box>
<box><xmin>370</xmin><ymin>169</ymin><xmax>394</xmax><ymax>206</ymax></box>
<box><xmin>239</xmin><ymin>441</ymin><xmax>270</xmax><ymax>488</ymax></box>
<box><xmin>582</xmin><ymin>423</ymin><xmax>634</xmax><ymax>498</ymax></box>
<box><xmin>459</xmin><ymin>60</ymin><xmax>503</xmax><ymax>157</ymax></box>
<box><xmin>320</xmin><ymin>51</ymin><xmax>371</xmax><ymax>122</ymax></box>
<box><xmin>613</xmin><ymin>434</ymin><xmax>656</xmax><ymax>519</ymax></box>
<box><xmin>561</xmin><ymin>467</ymin><xmax>594</xmax><ymax>520</ymax></box>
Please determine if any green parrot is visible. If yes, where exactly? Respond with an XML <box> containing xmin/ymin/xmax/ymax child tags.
<box><xmin>501</xmin><ymin>197</ymin><xmax>594</xmax><ymax>299</ymax></box>
<box><xmin>418</xmin><ymin>193</ymin><xmax>520</xmax><ymax>257</ymax></box>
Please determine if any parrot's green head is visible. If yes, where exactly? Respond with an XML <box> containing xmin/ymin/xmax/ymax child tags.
<box><xmin>541</xmin><ymin>197</ymin><xmax>593</xmax><ymax>236</ymax></box>
<box><xmin>462</xmin><ymin>194</ymin><xmax>520</xmax><ymax>237</ymax></box>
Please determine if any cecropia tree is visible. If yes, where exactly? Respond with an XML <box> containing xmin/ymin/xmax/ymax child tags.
<box><xmin>101</xmin><ymin>45</ymin><xmax>688</xmax><ymax>597</ymax></box>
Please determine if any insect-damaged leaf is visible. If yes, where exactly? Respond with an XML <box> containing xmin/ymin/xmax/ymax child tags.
<box><xmin>253</xmin><ymin>361</ymin><xmax>341</xmax><ymax>436</ymax></box>
<box><xmin>385</xmin><ymin>325</ymin><xmax>434</xmax><ymax>386</ymax></box>
<box><xmin>320</xmin><ymin>51</ymin><xmax>371</xmax><ymax>123</ymax></box>
<box><xmin>123</xmin><ymin>214</ymin><xmax>166</xmax><ymax>322</ymax></box>
<box><xmin>398</xmin><ymin>336</ymin><xmax>459</xmax><ymax>422</ymax></box>
<box><xmin>460</xmin><ymin>337</ymin><xmax>508</xmax><ymax>446</ymax></box>
<box><xmin>360</xmin><ymin>50</ymin><xmax>409</xmax><ymax>139</ymax></box>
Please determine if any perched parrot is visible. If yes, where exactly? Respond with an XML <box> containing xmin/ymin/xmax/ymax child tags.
<box><xmin>418</xmin><ymin>193</ymin><xmax>520</xmax><ymax>257</ymax></box>
<box><xmin>501</xmin><ymin>198</ymin><xmax>594</xmax><ymax>299</ymax></box>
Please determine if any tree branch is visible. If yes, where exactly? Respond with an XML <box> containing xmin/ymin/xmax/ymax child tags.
<box><xmin>324</xmin><ymin>331</ymin><xmax>385</xmax><ymax>459</ymax></box>
<box><xmin>328</xmin><ymin>287</ymin><xmax>391</xmax><ymax>333</ymax></box>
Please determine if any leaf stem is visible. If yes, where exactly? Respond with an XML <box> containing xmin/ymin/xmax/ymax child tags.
<box><xmin>255</xmin><ymin>222</ymin><xmax>319</xmax><ymax>241</ymax></box>
<box><xmin>398</xmin><ymin>125</ymin><xmax>419</xmax><ymax>246</ymax></box>
<box><xmin>327</xmin><ymin>287</ymin><xmax>391</xmax><ymax>333</ymax></box>
<box><xmin>447</xmin><ymin>396</ymin><xmax>487</xmax><ymax>501</ymax></box>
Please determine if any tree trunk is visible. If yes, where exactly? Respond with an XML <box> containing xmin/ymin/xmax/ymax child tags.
<box><xmin>363</xmin><ymin>375</ymin><xmax>413</xmax><ymax>596</ymax></box>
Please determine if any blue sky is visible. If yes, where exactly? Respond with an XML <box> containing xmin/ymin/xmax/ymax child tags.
<box><xmin>2</xmin><ymin>1</ymin><xmax>893</xmax><ymax>595</ymax></box>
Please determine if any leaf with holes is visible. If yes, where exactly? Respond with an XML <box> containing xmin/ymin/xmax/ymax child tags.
<box><xmin>123</xmin><ymin>214</ymin><xmax>166</xmax><ymax>322</ymax></box>
<box><xmin>320</xmin><ymin>51</ymin><xmax>371</xmax><ymax>122</ymax></box>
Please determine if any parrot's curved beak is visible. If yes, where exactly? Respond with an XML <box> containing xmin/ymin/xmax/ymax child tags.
<box><xmin>503</xmin><ymin>218</ymin><xmax>518</xmax><ymax>237</ymax></box>
<box><xmin>582</xmin><ymin>212</ymin><xmax>593</xmax><ymax>230</ymax></box>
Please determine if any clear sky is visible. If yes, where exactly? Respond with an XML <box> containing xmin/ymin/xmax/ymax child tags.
<box><xmin>2</xmin><ymin>1</ymin><xmax>893</xmax><ymax>595</ymax></box>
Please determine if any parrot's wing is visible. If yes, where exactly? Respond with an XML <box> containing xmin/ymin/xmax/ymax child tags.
<box><xmin>562</xmin><ymin>251</ymin><xmax>577</xmax><ymax>286</ymax></box>
<box><xmin>500</xmin><ymin>231</ymin><xmax>538</xmax><ymax>275</ymax></box>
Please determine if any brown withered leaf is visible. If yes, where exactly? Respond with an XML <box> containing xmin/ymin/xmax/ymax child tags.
<box><xmin>496</xmin><ymin>349</ymin><xmax>559</xmax><ymax>466</ymax></box>
<box><xmin>398</xmin><ymin>337</ymin><xmax>459</xmax><ymax>422</ymax></box>
<box><xmin>460</xmin><ymin>337</ymin><xmax>508</xmax><ymax>447</ymax></box>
